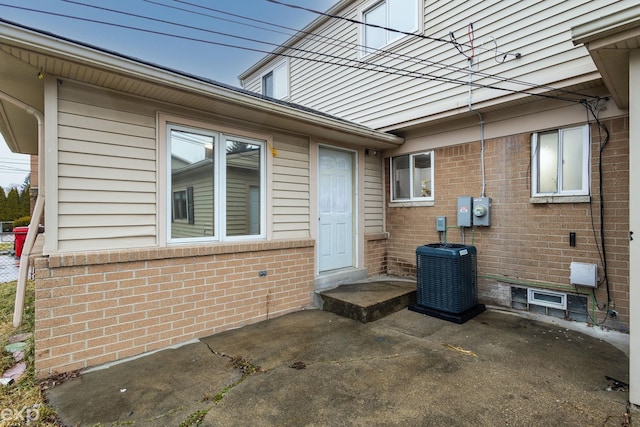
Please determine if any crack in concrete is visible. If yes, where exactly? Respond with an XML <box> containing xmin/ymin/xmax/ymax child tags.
<box><xmin>178</xmin><ymin>342</ymin><xmax>265</xmax><ymax>426</ymax></box>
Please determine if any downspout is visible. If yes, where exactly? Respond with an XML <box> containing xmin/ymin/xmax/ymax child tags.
<box><xmin>0</xmin><ymin>90</ymin><xmax>45</xmax><ymax>328</ymax></box>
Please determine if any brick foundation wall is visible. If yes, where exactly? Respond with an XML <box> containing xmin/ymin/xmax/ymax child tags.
<box><xmin>34</xmin><ymin>239</ymin><xmax>314</xmax><ymax>376</ymax></box>
<box><xmin>385</xmin><ymin>117</ymin><xmax>629</xmax><ymax>329</ymax></box>
<box><xmin>364</xmin><ymin>233</ymin><xmax>388</xmax><ymax>277</ymax></box>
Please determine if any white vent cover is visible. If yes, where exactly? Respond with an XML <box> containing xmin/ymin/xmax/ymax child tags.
<box><xmin>528</xmin><ymin>288</ymin><xmax>567</xmax><ymax>310</ymax></box>
<box><xmin>570</xmin><ymin>262</ymin><xmax>598</xmax><ymax>287</ymax></box>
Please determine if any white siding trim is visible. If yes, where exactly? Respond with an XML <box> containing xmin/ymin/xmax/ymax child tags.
<box><xmin>628</xmin><ymin>48</ymin><xmax>640</xmax><ymax>407</ymax></box>
<box><xmin>43</xmin><ymin>75</ymin><xmax>58</xmax><ymax>255</ymax></box>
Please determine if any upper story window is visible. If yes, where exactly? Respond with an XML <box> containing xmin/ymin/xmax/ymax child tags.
<box><xmin>261</xmin><ymin>61</ymin><xmax>288</xmax><ymax>99</ymax></box>
<box><xmin>362</xmin><ymin>0</ymin><xmax>420</xmax><ymax>53</ymax></box>
<box><xmin>531</xmin><ymin>125</ymin><xmax>590</xmax><ymax>197</ymax></box>
<box><xmin>390</xmin><ymin>151</ymin><xmax>433</xmax><ymax>201</ymax></box>
<box><xmin>168</xmin><ymin>124</ymin><xmax>265</xmax><ymax>242</ymax></box>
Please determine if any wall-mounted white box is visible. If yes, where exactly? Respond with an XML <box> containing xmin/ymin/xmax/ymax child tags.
<box><xmin>569</xmin><ymin>262</ymin><xmax>598</xmax><ymax>287</ymax></box>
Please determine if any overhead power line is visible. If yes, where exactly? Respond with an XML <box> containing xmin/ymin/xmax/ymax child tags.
<box><xmin>264</xmin><ymin>0</ymin><xmax>597</xmax><ymax>100</ymax></box>
<box><xmin>0</xmin><ymin>1</ymin><xmax>596</xmax><ymax>104</ymax></box>
<box><xmin>149</xmin><ymin>0</ymin><xmax>590</xmax><ymax>100</ymax></box>
<box><xmin>266</xmin><ymin>0</ymin><xmax>522</xmax><ymax>60</ymax></box>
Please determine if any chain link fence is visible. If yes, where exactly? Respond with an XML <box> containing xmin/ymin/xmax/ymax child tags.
<box><xmin>0</xmin><ymin>230</ymin><xmax>19</xmax><ymax>285</ymax></box>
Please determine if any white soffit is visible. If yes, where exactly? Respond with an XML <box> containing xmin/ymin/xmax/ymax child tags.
<box><xmin>572</xmin><ymin>3</ymin><xmax>640</xmax><ymax>109</ymax></box>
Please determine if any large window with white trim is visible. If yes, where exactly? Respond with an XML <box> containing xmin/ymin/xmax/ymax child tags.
<box><xmin>531</xmin><ymin>125</ymin><xmax>590</xmax><ymax>197</ymax></box>
<box><xmin>168</xmin><ymin>124</ymin><xmax>265</xmax><ymax>242</ymax></box>
<box><xmin>362</xmin><ymin>0</ymin><xmax>419</xmax><ymax>53</ymax></box>
<box><xmin>390</xmin><ymin>151</ymin><xmax>434</xmax><ymax>201</ymax></box>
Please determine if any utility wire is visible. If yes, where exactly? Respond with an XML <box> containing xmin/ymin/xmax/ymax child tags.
<box><xmin>0</xmin><ymin>2</ymin><xmax>591</xmax><ymax>103</ymax></box>
<box><xmin>266</xmin><ymin>0</ymin><xmax>522</xmax><ymax>60</ymax></box>
<box><xmin>57</xmin><ymin>0</ymin><xmax>474</xmax><ymax>86</ymax></box>
<box><xmin>151</xmin><ymin>0</ymin><xmax>596</xmax><ymax>100</ymax></box>
<box><xmin>583</xmin><ymin>99</ymin><xmax>611</xmax><ymax>311</ymax></box>
<box><xmin>150</xmin><ymin>0</ymin><xmax>488</xmax><ymax>82</ymax></box>
<box><xmin>92</xmin><ymin>2</ymin><xmax>596</xmax><ymax>102</ymax></box>
<box><xmin>267</xmin><ymin>0</ymin><xmax>454</xmax><ymax>46</ymax></box>
<box><xmin>264</xmin><ymin>0</ymin><xmax>599</xmax><ymax>100</ymax></box>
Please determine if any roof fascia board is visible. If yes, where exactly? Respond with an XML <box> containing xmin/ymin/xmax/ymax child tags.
<box><xmin>572</xmin><ymin>3</ymin><xmax>640</xmax><ymax>45</ymax></box>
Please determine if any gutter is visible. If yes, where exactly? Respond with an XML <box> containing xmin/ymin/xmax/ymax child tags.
<box><xmin>0</xmin><ymin>90</ymin><xmax>44</xmax><ymax>328</ymax></box>
<box><xmin>571</xmin><ymin>3</ymin><xmax>640</xmax><ymax>46</ymax></box>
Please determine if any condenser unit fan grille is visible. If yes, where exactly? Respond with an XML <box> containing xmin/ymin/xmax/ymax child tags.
<box><xmin>416</xmin><ymin>244</ymin><xmax>478</xmax><ymax>314</ymax></box>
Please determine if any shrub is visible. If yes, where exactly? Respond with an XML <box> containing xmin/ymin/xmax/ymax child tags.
<box><xmin>12</xmin><ymin>216</ymin><xmax>31</xmax><ymax>228</ymax></box>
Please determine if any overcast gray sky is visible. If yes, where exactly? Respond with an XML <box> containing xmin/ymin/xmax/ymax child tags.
<box><xmin>0</xmin><ymin>0</ymin><xmax>339</xmax><ymax>188</ymax></box>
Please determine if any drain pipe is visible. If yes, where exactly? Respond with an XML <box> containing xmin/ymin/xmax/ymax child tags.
<box><xmin>0</xmin><ymin>90</ymin><xmax>45</xmax><ymax>327</ymax></box>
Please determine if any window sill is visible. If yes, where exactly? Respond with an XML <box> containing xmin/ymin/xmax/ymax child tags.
<box><xmin>530</xmin><ymin>195</ymin><xmax>590</xmax><ymax>204</ymax></box>
<box><xmin>388</xmin><ymin>200</ymin><xmax>435</xmax><ymax>208</ymax></box>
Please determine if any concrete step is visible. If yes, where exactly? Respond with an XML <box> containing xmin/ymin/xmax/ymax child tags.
<box><xmin>318</xmin><ymin>280</ymin><xmax>417</xmax><ymax>323</ymax></box>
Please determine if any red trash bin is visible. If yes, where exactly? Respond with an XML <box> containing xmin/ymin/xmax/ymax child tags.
<box><xmin>13</xmin><ymin>226</ymin><xmax>29</xmax><ymax>258</ymax></box>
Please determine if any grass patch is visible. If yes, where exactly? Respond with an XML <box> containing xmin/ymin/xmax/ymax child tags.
<box><xmin>180</xmin><ymin>355</ymin><xmax>263</xmax><ymax>426</ymax></box>
<box><xmin>0</xmin><ymin>280</ymin><xmax>61</xmax><ymax>426</ymax></box>
<box><xmin>0</xmin><ymin>243</ymin><xmax>12</xmax><ymax>252</ymax></box>
<box><xmin>178</xmin><ymin>408</ymin><xmax>209</xmax><ymax>427</ymax></box>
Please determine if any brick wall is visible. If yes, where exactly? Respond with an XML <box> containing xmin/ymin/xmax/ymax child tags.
<box><xmin>34</xmin><ymin>239</ymin><xmax>314</xmax><ymax>376</ymax></box>
<box><xmin>364</xmin><ymin>233</ymin><xmax>388</xmax><ymax>277</ymax></box>
<box><xmin>385</xmin><ymin>117</ymin><xmax>629</xmax><ymax>329</ymax></box>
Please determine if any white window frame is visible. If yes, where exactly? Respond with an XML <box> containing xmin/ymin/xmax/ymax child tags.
<box><xmin>360</xmin><ymin>0</ymin><xmax>421</xmax><ymax>56</ymax></box>
<box><xmin>220</xmin><ymin>134</ymin><xmax>267</xmax><ymax>242</ymax></box>
<box><xmin>261</xmin><ymin>60</ymin><xmax>289</xmax><ymax>99</ymax></box>
<box><xmin>390</xmin><ymin>151</ymin><xmax>434</xmax><ymax>202</ymax></box>
<box><xmin>166</xmin><ymin>123</ymin><xmax>266</xmax><ymax>244</ymax></box>
<box><xmin>531</xmin><ymin>124</ymin><xmax>590</xmax><ymax>198</ymax></box>
<box><xmin>527</xmin><ymin>288</ymin><xmax>567</xmax><ymax>310</ymax></box>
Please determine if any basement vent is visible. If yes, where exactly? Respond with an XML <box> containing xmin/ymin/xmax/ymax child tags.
<box><xmin>511</xmin><ymin>287</ymin><xmax>588</xmax><ymax>323</ymax></box>
<box><xmin>527</xmin><ymin>288</ymin><xmax>567</xmax><ymax>310</ymax></box>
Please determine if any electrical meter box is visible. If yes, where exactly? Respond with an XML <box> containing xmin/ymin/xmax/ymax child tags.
<box><xmin>457</xmin><ymin>196</ymin><xmax>473</xmax><ymax>227</ymax></box>
<box><xmin>473</xmin><ymin>197</ymin><xmax>492</xmax><ymax>226</ymax></box>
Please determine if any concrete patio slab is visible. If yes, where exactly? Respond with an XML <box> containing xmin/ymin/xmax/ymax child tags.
<box><xmin>45</xmin><ymin>308</ymin><xmax>630</xmax><ymax>426</ymax></box>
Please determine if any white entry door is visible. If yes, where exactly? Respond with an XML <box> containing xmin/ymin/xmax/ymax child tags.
<box><xmin>318</xmin><ymin>147</ymin><xmax>354</xmax><ymax>272</ymax></box>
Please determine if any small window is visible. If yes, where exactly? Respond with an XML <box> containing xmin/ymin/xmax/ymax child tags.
<box><xmin>362</xmin><ymin>0</ymin><xmax>419</xmax><ymax>53</ymax></box>
<box><xmin>390</xmin><ymin>151</ymin><xmax>433</xmax><ymax>201</ymax></box>
<box><xmin>261</xmin><ymin>61</ymin><xmax>288</xmax><ymax>99</ymax></box>
<box><xmin>262</xmin><ymin>72</ymin><xmax>274</xmax><ymax>97</ymax></box>
<box><xmin>531</xmin><ymin>125</ymin><xmax>590</xmax><ymax>197</ymax></box>
<box><xmin>527</xmin><ymin>288</ymin><xmax>567</xmax><ymax>310</ymax></box>
<box><xmin>172</xmin><ymin>190</ymin><xmax>187</xmax><ymax>221</ymax></box>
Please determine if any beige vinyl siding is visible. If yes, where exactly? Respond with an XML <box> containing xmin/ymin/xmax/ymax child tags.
<box><xmin>253</xmin><ymin>0</ymin><xmax>627</xmax><ymax>130</ymax></box>
<box><xmin>171</xmin><ymin>166</ymin><xmax>214</xmax><ymax>239</ymax></box>
<box><xmin>57</xmin><ymin>83</ymin><xmax>157</xmax><ymax>251</ymax></box>
<box><xmin>243</xmin><ymin>76</ymin><xmax>262</xmax><ymax>96</ymax></box>
<box><xmin>364</xmin><ymin>153</ymin><xmax>384</xmax><ymax>233</ymax></box>
<box><xmin>271</xmin><ymin>134</ymin><xmax>310</xmax><ymax>239</ymax></box>
<box><xmin>226</xmin><ymin>163</ymin><xmax>260</xmax><ymax>236</ymax></box>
